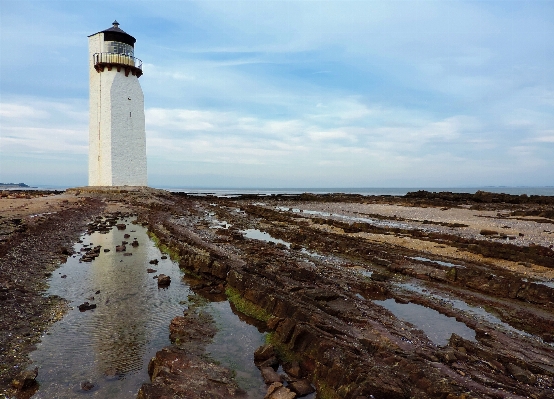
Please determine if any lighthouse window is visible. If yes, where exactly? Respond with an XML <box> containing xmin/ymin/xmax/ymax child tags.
<box><xmin>105</xmin><ymin>41</ymin><xmax>134</xmax><ymax>57</ymax></box>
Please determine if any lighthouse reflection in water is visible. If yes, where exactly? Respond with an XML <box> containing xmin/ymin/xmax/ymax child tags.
<box><xmin>30</xmin><ymin>217</ymin><xmax>188</xmax><ymax>398</ymax></box>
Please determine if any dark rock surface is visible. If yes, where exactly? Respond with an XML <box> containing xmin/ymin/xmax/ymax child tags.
<box><xmin>137</xmin><ymin>310</ymin><xmax>245</xmax><ymax>398</ymax></box>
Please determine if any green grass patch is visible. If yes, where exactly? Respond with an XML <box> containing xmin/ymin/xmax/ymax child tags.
<box><xmin>315</xmin><ymin>381</ymin><xmax>340</xmax><ymax>399</ymax></box>
<box><xmin>225</xmin><ymin>287</ymin><xmax>271</xmax><ymax>322</ymax></box>
<box><xmin>148</xmin><ymin>231</ymin><xmax>182</xmax><ymax>261</ymax></box>
<box><xmin>264</xmin><ymin>332</ymin><xmax>301</xmax><ymax>364</ymax></box>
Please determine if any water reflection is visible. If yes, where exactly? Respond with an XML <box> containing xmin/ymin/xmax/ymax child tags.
<box><xmin>30</xmin><ymin>218</ymin><xmax>190</xmax><ymax>398</ymax></box>
<box><xmin>30</xmin><ymin>218</ymin><xmax>274</xmax><ymax>399</ymax></box>
<box><xmin>375</xmin><ymin>298</ymin><xmax>476</xmax><ymax>346</ymax></box>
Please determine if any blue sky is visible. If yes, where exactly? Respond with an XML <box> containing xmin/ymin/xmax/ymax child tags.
<box><xmin>1</xmin><ymin>0</ymin><xmax>553</xmax><ymax>188</ymax></box>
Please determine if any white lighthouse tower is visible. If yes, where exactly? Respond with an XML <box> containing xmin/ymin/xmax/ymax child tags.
<box><xmin>88</xmin><ymin>21</ymin><xmax>147</xmax><ymax>186</ymax></box>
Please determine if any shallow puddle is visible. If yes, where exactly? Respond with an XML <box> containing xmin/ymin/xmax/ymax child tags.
<box><xmin>276</xmin><ymin>207</ymin><xmax>426</xmax><ymax>231</ymax></box>
<box><xmin>535</xmin><ymin>280</ymin><xmax>554</xmax><ymax>289</ymax></box>
<box><xmin>398</xmin><ymin>283</ymin><xmax>532</xmax><ymax>338</ymax></box>
<box><xmin>409</xmin><ymin>256</ymin><xmax>462</xmax><ymax>268</ymax></box>
<box><xmin>241</xmin><ymin>228</ymin><xmax>291</xmax><ymax>248</ymax></box>
<box><xmin>29</xmin><ymin>218</ymin><xmax>268</xmax><ymax>398</ymax></box>
<box><xmin>205</xmin><ymin>301</ymin><xmax>267</xmax><ymax>398</ymax></box>
<box><xmin>375</xmin><ymin>298</ymin><xmax>476</xmax><ymax>346</ymax></box>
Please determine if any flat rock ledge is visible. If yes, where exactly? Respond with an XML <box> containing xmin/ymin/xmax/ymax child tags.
<box><xmin>136</xmin><ymin>310</ymin><xmax>246</xmax><ymax>399</ymax></box>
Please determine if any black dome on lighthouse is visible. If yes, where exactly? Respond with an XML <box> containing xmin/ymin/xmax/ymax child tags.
<box><xmin>89</xmin><ymin>20</ymin><xmax>136</xmax><ymax>47</ymax></box>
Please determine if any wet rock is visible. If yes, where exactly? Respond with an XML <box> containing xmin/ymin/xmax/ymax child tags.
<box><xmin>61</xmin><ymin>275</ymin><xmax>67</xmax><ymax>278</ymax></box>
<box><xmin>157</xmin><ymin>274</ymin><xmax>171</xmax><ymax>286</ymax></box>
<box><xmin>139</xmin><ymin>347</ymin><xmax>246</xmax><ymax>399</ymax></box>
<box><xmin>254</xmin><ymin>344</ymin><xmax>275</xmax><ymax>363</ymax></box>
<box><xmin>506</xmin><ymin>363</ymin><xmax>537</xmax><ymax>384</ymax></box>
<box><xmin>124</xmin><ymin>233</ymin><xmax>130</xmax><ymax>238</ymax></box>
<box><xmin>78</xmin><ymin>302</ymin><xmax>97</xmax><ymax>312</ymax></box>
<box><xmin>104</xmin><ymin>248</ymin><xmax>110</xmax><ymax>252</ymax></box>
<box><xmin>115</xmin><ymin>245</ymin><xmax>126</xmax><ymax>252</ymax></box>
<box><xmin>147</xmin><ymin>268</ymin><xmax>157</xmax><ymax>273</ymax></box>
<box><xmin>436</xmin><ymin>349</ymin><xmax>457</xmax><ymax>364</ymax></box>
<box><xmin>169</xmin><ymin>311</ymin><xmax>216</xmax><ymax>345</ymax></box>
<box><xmin>264</xmin><ymin>382</ymin><xmax>296</xmax><ymax>399</ymax></box>
<box><xmin>261</xmin><ymin>366</ymin><xmax>281</xmax><ymax>384</ymax></box>
<box><xmin>131</xmin><ymin>240</ymin><xmax>139</xmax><ymax>247</ymax></box>
<box><xmin>116</xmin><ymin>224</ymin><xmax>126</xmax><ymax>230</ymax></box>
<box><xmin>124</xmin><ymin>253</ymin><xmax>133</xmax><ymax>256</ymax></box>
<box><xmin>11</xmin><ymin>367</ymin><xmax>38</xmax><ymax>390</ymax></box>
<box><xmin>80</xmin><ymin>380</ymin><xmax>94</xmax><ymax>391</ymax></box>
<box><xmin>287</xmin><ymin>380</ymin><xmax>314</xmax><ymax>396</ymax></box>
<box><xmin>259</xmin><ymin>356</ymin><xmax>280</xmax><ymax>369</ymax></box>
<box><xmin>149</xmin><ymin>259</ymin><xmax>159</xmax><ymax>265</ymax></box>
<box><xmin>161</xmin><ymin>255</ymin><xmax>167</xmax><ymax>259</ymax></box>
<box><xmin>283</xmin><ymin>361</ymin><xmax>301</xmax><ymax>378</ymax></box>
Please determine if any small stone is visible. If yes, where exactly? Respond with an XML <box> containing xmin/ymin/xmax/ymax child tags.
<box><xmin>161</xmin><ymin>255</ymin><xmax>167</xmax><ymax>259</ymax></box>
<box><xmin>124</xmin><ymin>253</ymin><xmax>132</xmax><ymax>256</ymax></box>
<box><xmin>78</xmin><ymin>302</ymin><xmax>97</xmax><ymax>312</ymax></box>
<box><xmin>147</xmin><ymin>268</ymin><xmax>157</xmax><ymax>273</ymax></box>
<box><xmin>104</xmin><ymin>248</ymin><xmax>110</xmax><ymax>252</ymax></box>
<box><xmin>124</xmin><ymin>233</ymin><xmax>130</xmax><ymax>238</ymax></box>
<box><xmin>81</xmin><ymin>380</ymin><xmax>94</xmax><ymax>391</ymax></box>
<box><xmin>149</xmin><ymin>259</ymin><xmax>159</xmax><ymax>265</ymax></box>
<box><xmin>12</xmin><ymin>367</ymin><xmax>38</xmax><ymax>390</ymax></box>
<box><xmin>157</xmin><ymin>274</ymin><xmax>171</xmax><ymax>286</ymax></box>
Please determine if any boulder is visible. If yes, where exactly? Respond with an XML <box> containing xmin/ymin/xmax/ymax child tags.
<box><xmin>254</xmin><ymin>344</ymin><xmax>276</xmax><ymax>363</ymax></box>
<box><xmin>288</xmin><ymin>380</ymin><xmax>315</xmax><ymax>396</ymax></box>
<box><xmin>261</xmin><ymin>367</ymin><xmax>281</xmax><ymax>384</ymax></box>
<box><xmin>264</xmin><ymin>382</ymin><xmax>296</xmax><ymax>399</ymax></box>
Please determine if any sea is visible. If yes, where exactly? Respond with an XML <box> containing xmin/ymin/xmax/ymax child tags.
<box><xmin>160</xmin><ymin>187</ymin><xmax>554</xmax><ymax>197</ymax></box>
<box><xmin>6</xmin><ymin>186</ymin><xmax>554</xmax><ymax>197</ymax></box>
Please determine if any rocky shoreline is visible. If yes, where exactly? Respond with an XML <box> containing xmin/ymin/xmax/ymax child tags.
<box><xmin>1</xmin><ymin>188</ymin><xmax>553</xmax><ymax>398</ymax></box>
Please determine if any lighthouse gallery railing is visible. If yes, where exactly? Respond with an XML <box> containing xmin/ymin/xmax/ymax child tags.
<box><xmin>93</xmin><ymin>53</ymin><xmax>143</xmax><ymax>70</ymax></box>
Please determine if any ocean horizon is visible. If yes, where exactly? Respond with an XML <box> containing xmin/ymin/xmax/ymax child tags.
<box><xmin>5</xmin><ymin>185</ymin><xmax>554</xmax><ymax>197</ymax></box>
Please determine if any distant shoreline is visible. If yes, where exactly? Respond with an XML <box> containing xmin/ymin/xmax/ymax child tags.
<box><xmin>3</xmin><ymin>185</ymin><xmax>554</xmax><ymax>196</ymax></box>
<box><xmin>0</xmin><ymin>183</ymin><xmax>33</xmax><ymax>189</ymax></box>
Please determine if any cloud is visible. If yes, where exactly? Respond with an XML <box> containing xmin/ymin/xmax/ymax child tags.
<box><xmin>0</xmin><ymin>98</ymin><xmax>87</xmax><ymax>155</ymax></box>
<box><xmin>0</xmin><ymin>103</ymin><xmax>50</xmax><ymax>119</ymax></box>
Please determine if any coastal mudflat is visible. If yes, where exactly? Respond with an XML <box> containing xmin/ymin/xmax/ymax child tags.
<box><xmin>1</xmin><ymin>188</ymin><xmax>553</xmax><ymax>398</ymax></box>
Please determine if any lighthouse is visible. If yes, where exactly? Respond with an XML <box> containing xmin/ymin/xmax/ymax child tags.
<box><xmin>88</xmin><ymin>21</ymin><xmax>147</xmax><ymax>186</ymax></box>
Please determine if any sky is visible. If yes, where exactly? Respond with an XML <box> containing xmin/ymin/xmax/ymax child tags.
<box><xmin>1</xmin><ymin>0</ymin><xmax>553</xmax><ymax>188</ymax></box>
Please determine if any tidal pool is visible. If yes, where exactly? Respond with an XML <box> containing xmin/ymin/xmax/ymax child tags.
<box><xmin>241</xmin><ymin>228</ymin><xmax>291</xmax><ymax>248</ymax></box>
<box><xmin>30</xmin><ymin>217</ymin><xmax>267</xmax><ymax>398</ymax></box>
<box><xmin>375</xmin><ymin>298</ymin><xmax>476</xmax><ymax>346</ymax></box>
